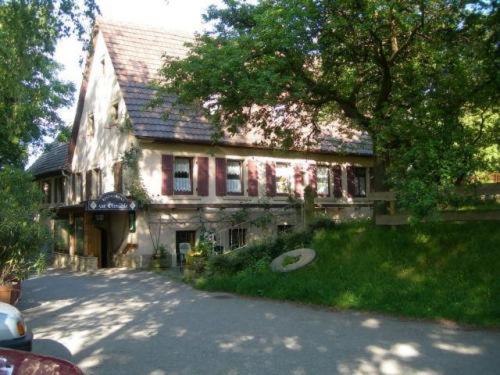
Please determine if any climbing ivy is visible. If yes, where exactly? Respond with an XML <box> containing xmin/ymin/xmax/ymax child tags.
<box><xmin>121</xmin><ymin>145</ymin><xmax>151</xmax><ymax>207</ymax></box>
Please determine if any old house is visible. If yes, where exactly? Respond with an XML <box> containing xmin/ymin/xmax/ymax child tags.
<box><xmin>30</xmin><ymin>20</ymin><xmax>374</xmax><ymax>270</ymax></box>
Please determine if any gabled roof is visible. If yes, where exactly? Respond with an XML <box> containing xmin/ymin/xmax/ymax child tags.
<box><xmin>28</xmin><ymin>143</ymin><xmax>69</xmax><ymax>177</ymax></box>
<box><xmin>71</xmin><ymin>20</ymin><xmax>373</xmax><ymax>158</ymax></box>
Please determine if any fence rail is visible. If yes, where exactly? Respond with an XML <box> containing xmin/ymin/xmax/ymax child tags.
<box><xmin>370</xmin><ymin>183</ymin><xmax>500</xmax><ymax>225</ymax></box>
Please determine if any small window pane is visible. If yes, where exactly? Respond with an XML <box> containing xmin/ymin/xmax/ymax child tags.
<box><xmin>354</xmin><ymin>168</ymin><xmax>367</xmax><ymax>197</ymax></box>
<box><xmin>174</xmin><ymin>158</ymin><xmax>192</xmax><ymax>193</ymax></box>
<box><xmin>317</xmin><ymin>167</ymin><xmax>329</xmax><ymax>196</ymax></box>
<box><xmin>226</xmin><ymin>160</ymin><xmax>242</xmax><ymax>193</ymax></box>
<box><xmin>276</xmin><ymin>163</ymin><xmax>291</xmax><ymax>195</ymax></box>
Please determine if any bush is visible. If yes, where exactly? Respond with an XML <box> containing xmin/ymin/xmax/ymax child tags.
<box><xmin>306</xmin><ymin>216</ymin><xmax>337</xmax><ymax>232</ymax></box>
<box><xmin>0</xmin><ymin>167</ymin><xmax>49</xmax><ymax>283</ymax></box>
<box><xmin>206</xmin><ymin>228</ymin><xmax>314</xmax><ymax>275</ymax></box>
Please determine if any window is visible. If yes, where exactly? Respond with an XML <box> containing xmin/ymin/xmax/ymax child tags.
<box><xmin>42</xmin><ymin>181</ymin><xmax>51</xmax><ymax>204</ymax></box>
<box><xmin>226</xmin><ymin>160</ymin><xmax>243</xmax><ymax>194</ymax></box>
<box><xmin>87</xmin><ymin>113</ymin><xmax>95</xmax><ymax>136</ymax></box>
<box><xmin>93</xmin><ymin>168</ymin><xmax>102</xmax><ymax>197</ymax></box>
<box><xmin>276</xmin><ymin>163</ymin><xmax>291</xmax><ymax>195</ymax></box>
<box><xmin>317</xmin><ymin>166</ymin><xmax>330</xmax><ymax>196</ymax></box>
<box><xmin>113</xmin><ymin>161</ymin><xmax>123</xmax><ymax>193</ymax></box>
<box><xmin>229</xmin><ymin>228</ymin><xmax>246</xmax><ymax>249</ymax></box>
<box><xmin>174</xmin><ymin>157</ymin><xmax>192</xmax><ymax>194</ymax></box>
<box><xmin>110</xmin><ymin>101</ymin><xmax>119</xmax><ymax>125</ymax></box>
<box><xmin>354</xmin><ymin>167</ymin><xmax>367</xmax><ymax>197</ymax></box>
<box><xmin>55</xmin><ymin>177</ymin><xmax>65</xmax><ymax>203</ymax></box>
<box><xmin>76</xmin><ymin>173</ymin><xmax>83</xmax><ymax>202</ymax></box>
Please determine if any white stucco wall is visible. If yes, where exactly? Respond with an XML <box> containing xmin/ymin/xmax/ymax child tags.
<box><xmin>70</xmin><ymin>32</ymin><xmax>134</xmax><ymax>203</ymax></box>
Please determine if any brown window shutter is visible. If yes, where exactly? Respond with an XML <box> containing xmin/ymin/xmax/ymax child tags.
<box><xmin>265</xmin><ymin>162</ymin><xmax>276</xmax><ymax>197</ymax></box>
<box><xmin>113</xmin><ymin>162</ymin><xmax>123</xmax><ymax>193</ymax></box>
<box><xmin>162</xmin><ymin>155</ymin><xmax>174</xmax><ymax>196</ymax></box>
<box><xmin>197</xmin><ymin>157</ymin><xmax>209</xmax><ymax>196</ymax></box>
<box><xmin>347</xmin><ymin>166</ymin><xmax>356</xmax><ymax>197</ymax></box>
<box><xmin>215</xmin><ymin>158</ymin><xmax>227</xmax><ymax>196</ymax></box>
<box><xmin>247</xmin><ymin>159</ymin><xmax>259</xmax><ymax>197</ymax></box>
<box><xmin>307</xmin><ymin>164</ymin><xmax>317</xmax><ymax>193</ymax></box>
<box><xmin>332</xmin><ymin>165</ymin><xmax>343</xmax><ymax>198</ymax></box>
<box><xmin>71</xmin><ymin>174</ymin><xmax>76</xmax><ymax>202</ymax></box>
<box><xmin>294</xmin><ymin>164</ymin><xmax>304</xmax><ymax>197</ymax></box>
<box><xmin>85</xmin><ymin>170</ymin><xmax>92</xmax><ymax>200</ymax></box>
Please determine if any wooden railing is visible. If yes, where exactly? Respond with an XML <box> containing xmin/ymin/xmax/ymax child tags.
<box><xmin>368</xmin><ymin>183</ymin><xmax>500</xmax><ymax>225</ymax></box>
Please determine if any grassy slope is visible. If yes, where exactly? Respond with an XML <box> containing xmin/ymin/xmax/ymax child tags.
<box><xmin>196</xmin><ymin>221</ymin><xmax>500</xmax><ymax>327</ymax></box>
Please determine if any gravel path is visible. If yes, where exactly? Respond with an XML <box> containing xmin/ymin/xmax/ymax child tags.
<box><xmin>18</xmin><ymin>269</ymin><xmax>500</xmax><ymax>375</ymax></box>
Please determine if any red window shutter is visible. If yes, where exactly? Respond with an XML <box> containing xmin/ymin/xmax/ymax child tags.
<box><xmin>197</xmin><ymin>157</ymin><xmax>209</xmax><ymax>196</ymax></box>
<box><xmin>332</xmin><ymin>165</ymin><xmax>343</xmax><ymax>198</ymax></box>
<box><xmin>162</xmin><ymin>155</ymin><xmax>174</xmax><ymax>196</ymax></box>
<box><xmin>307</xmin><ymin>164</ymin><xmax>317</xmax><ymax>193</ymax></box>
<box><xmin>215</xmin><ymin>158</ymin><xmax>227</xmax><ymax>196</ymax></box>
<box><xmin>294</xmin><ymin>164</ymin><xmax>304</xmax><ymax>197</ymax></box>
<box><xmin>247</xmin><ymin>159</ymin><xmax>259</xmax><ymax>196</ymax></box>
<box><xmin>265</xmin><ymin>162</ymin><xmax>276</xmax><ymax>196</ymax></box>
<box><xmin>346</xmin><ymin>165</ymin><xmax>356</xmax><ymax>197</ymax></box>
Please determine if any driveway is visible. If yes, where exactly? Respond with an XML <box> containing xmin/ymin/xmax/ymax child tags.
<box><xmin>18</xmin><ymin>269</ymin><xmax>500</xmax><ymax>375</ymax></box>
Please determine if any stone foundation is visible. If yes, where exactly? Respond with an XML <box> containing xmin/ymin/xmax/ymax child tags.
<box><xmin>52</xmin><ymin>252</ymin><xmax>98</xmax><ymax>272</ymax></box>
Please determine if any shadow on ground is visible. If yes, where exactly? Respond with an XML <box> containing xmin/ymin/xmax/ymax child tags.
<box><xmin>18</xmin><ymin>269</ymin><xmax>500</xmax><ymax>375</ymax></box>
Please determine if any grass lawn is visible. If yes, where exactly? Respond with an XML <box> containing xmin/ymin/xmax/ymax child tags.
<box><xmin>195</xmin><ymin>221</ymin><xmax>500</xmax><ymax>327</ymax></box>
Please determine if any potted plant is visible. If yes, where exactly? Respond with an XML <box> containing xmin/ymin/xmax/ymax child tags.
<box><xmin>0</xmin><ymin>167</ymin><xmax>49</xmax><ymax>305</ymax></box>
<box><xmin>150</xmin><ymin>244</ymin><xmax>171</xmax><ymax>270</ymax></box>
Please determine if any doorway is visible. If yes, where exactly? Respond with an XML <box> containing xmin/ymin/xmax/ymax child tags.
<box><xmin>100</xmin><ymin>229</ymin><xmax>109</xmax><ymax>268</ymax></box>
<box><xmin>175</xmin><ymin>231</ymin><xmax>196</xmax><ymax>265</ymax></box>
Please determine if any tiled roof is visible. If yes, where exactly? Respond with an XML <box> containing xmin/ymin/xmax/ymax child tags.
<box><xmin>28</xmin><ymin>143</ymin><xmax>69</xmax><ymax>177</ymax></box>
<box><xmin>98</xmin><ymin>20</ymin><xmax>373</xmax><ymax>156</ymax></box>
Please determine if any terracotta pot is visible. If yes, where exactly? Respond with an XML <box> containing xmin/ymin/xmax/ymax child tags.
<box><xmin>0</xmin><ymin>281</ymin><xmax>21</xmax><ymax>305</ymax></box>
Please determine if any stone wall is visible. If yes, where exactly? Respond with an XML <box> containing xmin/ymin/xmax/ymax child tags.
<box><xmin>52</xmin><ymin>252</ymin><xmax>98</xmax><ymax>272</ymax></box>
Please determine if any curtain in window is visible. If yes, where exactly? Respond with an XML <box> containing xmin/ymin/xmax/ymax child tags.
<box><xmin>276</xmin><ymin>164</ymin><xmax>290</xmax><ymax>194</ymax></box>
<box><xmin>317</xmin><ymin>167</ymin><xmax>329</xmax><ymax>196</ymax></box>
<box><xmin>174</xmin><ymin>159</ymin><xmax>191</xmax><ymax>192</ymax></box>
<box><xmin>226</xmin><ymin>161</ymin><xmax>242</xmax><ymax>193</ymax></box>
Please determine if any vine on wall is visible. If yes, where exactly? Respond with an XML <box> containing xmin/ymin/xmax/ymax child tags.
<box><xmin>121</xmin><ymin>145</ymin><xmax>151</xmax><ymax>208</ymax></box>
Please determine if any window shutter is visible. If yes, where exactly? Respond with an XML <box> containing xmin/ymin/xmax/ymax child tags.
<box><xmin>265</xmin><ymin>162</ymin><xmax>276</xmax><ymax>197</ymax></box>
<box><xmin>347</xmin><ymin>165</ymin><xmax>356</xmax><ymax>197</ymax></box>
<box><xmin>197</xmin><ymin>157</ymin><xmax>209</xmax><ymax>196</ymax></box>
<box><xmin>113</xmin><ymin>162</ymin><xmax>123</xmax><ymax>193</ymax></box>
<box><xmin>332</xmin><ymin>165</ymin><xmax>343</xmax><ymax>198</ymax></box>
<box><xmin>162</xmin><ymin>155</ymin><xmax>174</xmax><ymax>196</ymax></box>
<box><xmin>85</xmin><ymin>170</ymin><xmax>92</xmax><ymax>200</ymax></box>
<box><xmin>307</xmin><ymin>164</ymin><xmax>317</xmax><ymax>193</ymax></box>
<box><xmin>247</xmin><ymin>159</ymin><xmax>259</xmax><ymax>197</ymax></box>
<box><xmin>294</xmin><ymin>164</ymin><xmax>304</xmax><ymax>197</ymax></box>
<box><xmin>215</xmin><ymin>158</ymin><xmax>227</xmax><ymax>196</ymax></box>
<box><xmin>71</xmin><ymin>174</ymin><xmax>76</xmax><ymax>202</ymax></box>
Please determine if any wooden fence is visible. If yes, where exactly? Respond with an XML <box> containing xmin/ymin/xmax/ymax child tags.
<box><xmin>368</xmin><ymin>183</ymin><xmax>500</xmax><ymax>226</ymax></box>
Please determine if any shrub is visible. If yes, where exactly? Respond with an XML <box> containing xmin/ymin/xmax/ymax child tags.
<box><xmin>306</xmin><ymin>216</ymin><xmax>337</xmax><ymax>232</ymax></box>
<box><xmin>206</xmin><ymin>228</ymin><xmax>315</xmax><ymax>275</ymax></box>
<box><xmin>0</xmin><ymin>167</ymin><xmax>49</xmax><ymax>283</ymax></box>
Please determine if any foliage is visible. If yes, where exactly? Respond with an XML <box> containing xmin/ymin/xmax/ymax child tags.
<box><xmin>207</xmin><ymin>227</ymin><xmax>313</xmax><ymax>275</ymax></box>
<box><xmin>198</xmin><ymin>220</ymin><xmax>500</xmax><ymax>327</ymax></box>
<box><xmin>156</xmin><ymin>0</ymin><xmax>498</xmax><ymax>217</ymax></box>
<box><xmin>0</xmin><ymin>167</ymin><xmax>49</xmax><ymax>283</ymax></box>
<box><xmin>282</xmin><ymin>255</ymin><xmax>300</xmax><ymax>267</ymax></box>
<box><xmin>122</xmin><ymin>145</ymin><xmax>152</xmax><ymax>207</ymax></box>
<box><xmin>306</xmin><ymin>216</ymin><xmax>336</xmax><ymax>232</ymax></box>
<box><xmin>0</xmin><ymin>0</ymin><xmax>99</xmax><ymax>167</ymax></box>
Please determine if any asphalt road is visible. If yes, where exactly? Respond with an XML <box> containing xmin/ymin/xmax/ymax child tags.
<box><xmin>18</xmin><ymin>269</ymin><xmax>500</xmax><ymax>375</ymax></box>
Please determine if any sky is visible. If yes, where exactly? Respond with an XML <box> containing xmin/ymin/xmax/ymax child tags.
<box><xmin>54</xmin><ymin>0</ymin><xmax>224</xmax><ymax>127</ymax></box>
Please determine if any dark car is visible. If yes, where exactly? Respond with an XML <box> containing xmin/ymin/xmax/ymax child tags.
<box><xmin>0</xmin><ymin>349</ymin><xmax>84</xmax><ymax>375</ymax></box>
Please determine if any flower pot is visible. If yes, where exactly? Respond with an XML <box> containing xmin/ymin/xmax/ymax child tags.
<box><xmin>0</xmin><ymin>281</ymin><xmax>21</xmax><ymax>305</ymax></box>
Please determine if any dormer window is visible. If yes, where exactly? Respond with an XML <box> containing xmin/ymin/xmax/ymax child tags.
<box><xmin>86</xmin><ymin>113</ymin><xmax>95</xmax><ymax>137</ymax></box>
<box><xmin>110</xmin><ymin>101</ymin><xmax>119</xmax><ymax>125</ymax></box>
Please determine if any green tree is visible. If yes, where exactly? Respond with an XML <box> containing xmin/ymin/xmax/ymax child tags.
<box><xmin>0</xmin><ymin>0</ymin><xmax>98</xmax><ymax>167</ymax></box>
<box><xmin>0</xmin><ymin>167</ymin><xmax>49</xmax><ymax>283</ymax></box>
<box><xmin>156</xmin><ymin>0</ymin><xmax>498</xmax><ymax>216</ymax></box>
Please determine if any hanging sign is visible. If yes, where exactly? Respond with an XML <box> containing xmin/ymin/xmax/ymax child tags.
<box><xmin>86</xmin><ymin>192</ymin><xmax>136</xmax><ymax>212</ymax></box>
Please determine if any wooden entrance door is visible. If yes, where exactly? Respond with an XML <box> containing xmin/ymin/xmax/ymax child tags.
<box><xmin>175</xmin><ymin>231</ymin><xmax>196</xmax><ymax>265</ymax></box>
